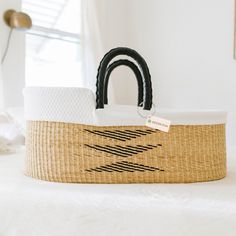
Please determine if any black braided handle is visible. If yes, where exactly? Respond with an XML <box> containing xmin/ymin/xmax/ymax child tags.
<box><xmin>96</xmin><ymin>47</ymin><xmax>153</xmax><ymax>110</ymax></box>
<box><xmin>104</xmin><ymin>59</ymin><xmax>144</xmax><ymax>106</ymax></box>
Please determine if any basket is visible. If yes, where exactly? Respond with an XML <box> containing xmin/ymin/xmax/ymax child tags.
<box><xmin>24</xmin><ymin>47</ymin><xmax>227</xmax><ymax>183</ymax></box>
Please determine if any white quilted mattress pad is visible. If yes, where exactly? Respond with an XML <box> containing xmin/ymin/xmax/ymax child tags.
<box><xmin>24</xmin><ymin>87</ymin><xmax>227</xmax><ymax>126</ymax></box>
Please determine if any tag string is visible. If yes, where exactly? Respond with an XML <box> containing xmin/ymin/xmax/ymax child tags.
<box><xmin>137</xmin><ymin>102</ymin><xmax>156</xmax><ymax>119</ymax></box>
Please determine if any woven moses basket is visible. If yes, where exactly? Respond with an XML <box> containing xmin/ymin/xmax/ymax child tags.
<box><xmin>24</xmin><ymin>47</ymin><xmax>227</xmax><ymax>184</ymax></box>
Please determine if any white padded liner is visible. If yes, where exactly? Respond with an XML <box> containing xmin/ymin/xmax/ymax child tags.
<box><xmin>24</xmin><ymin>87</ymin><xmax>227</xmax><ymax>126</ymax></box>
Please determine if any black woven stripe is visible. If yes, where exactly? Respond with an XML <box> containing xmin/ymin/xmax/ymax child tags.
<box><xmin>92</xmin><ymin>131</ymin><xmax>129</xmax><ymax>141</ymax></box>
<box><xmin>102</xmin><ymin>130</ymin><xmax>132</xmax><ymax>140</ymax></box>
<box><xmin>86</xmin><ymin>161</ymin><xmax>164</xmax><ymax>173</ymax></box>
<box><xmin>115</xmin><ymin>145</ymin><xmax>143</xmax><ymax>153</ymax></box>
<box><xmin>124</xmin><ymin>130</ymin><xmax>150</xmax><ymax>135</ymax></box>
<box><xmin>121</xmin><ymin>130</ymin><xmax>143</xmax><ymax>137</ymax></box>
<box><xmin>116</xmin><ymin>161</ymin><xmax>159</xmax><ymax>171</ymax></box>
<box><xmin>121</xmin><ymin>163</ymin><xmax>159</xmax><ymax>171</ymax></box>
<box><xmin>93</xmin><ymin>145</ymin><xmax>130</xmax><ymax>157</ymax></box>
<box><xmin>95</xmin><ymin>167</ymin><xmax>113</xmax><ymax>172</ymax></box>
<box><xmin>147</xmin><ymin>144</ymin><xmax>162</xmax><ymax>147</ymax></box>
<box><xmin>106</xmin><ymin>164</ymin><xmax>134</xmax><ymax>172</ymax></box>
<box><xmin>85</xmin><ymin>144</ymin><xmax>129</xmax><ymax>157</ymax></box>
<box><xmin>85</xmin><ymin>129</ymin><xmax>155</xmax><ymax>141</ymax></box>
<box><xmin>146</xmin><ymin>144</ymin><xmax>158</xmax><ymax>148</ymax></box>
<box><xmin>90</xmin><ymin>167</ymin><xmax>112</xmax><ymax>172</ymax></box>
<box><xmin>87</xmin><ymin>166</ymin><xmax>122</xmax><ymax>173</ymax></box>
<box><xmin>122</xmin><ymin>161</ymin><xmax>164</xmax><ymax>171</ymax></box>
<box><xmin>104</xmin><ymin>165</ymin><xmax>124</xmax><ymax>172</ymax></box>
<box><xmin>137</xmin><ymin>145</ymin><xmax>153</xmax><ymax>150</ymax></box>
<box><xmin>110</xmin><ymin>163</ymin><xmax>139</xmax><ymax>172</ymax></box>
<box><xmin>126</xmin><ymin>145</ymin><xmax>150</xmax><ymax>151</ymax></box>
<box><xmin>96</xmin><ymin>145</ymin><xmax>134</xmax><ymax>157</ymax></box>
<box><xmin>136</xmin><ymin>129</ymin><xmax>155</xmax><ymax>134</ymax></box>
<box><xmin>114</xmin><ymin>163</ymin><xmax>149</xmax><ymax>172</ymax></box>
<box><xmin>84</xmin><ymin>129</ymin><xmax>126</xmax><ymax>141</ymax></box>
<box><xmin>107</xmin><ymin>145</ymin><xmax>140</xmax><ymax>155</ymax></box>
<box><xmin>114</xmin><ymin>130</ymin><xmax>141</xmax><ymax>138</ymax></box>
<box><xmin>103</xmin><ymin>145</ymin><xmax>134</xmax><ymax>156</ymax></box>
<box><xmin>147</xmin><ymin>129</ymin><xmax>156</xmax><ymax>132</ymax></box>
<box><xmin>86</xmin><ymin>169</ymin><xmax>102</xmax><ymax>172</ymax></box>
<box><xmin>121</xmin><ymin>162</ymin><xmax>158</xmax><ymax>171</ymax></box>
<box><xmin>86</xmin><ymin>143</ymin><xmax>160</xmax><ymax>157</ymax></box>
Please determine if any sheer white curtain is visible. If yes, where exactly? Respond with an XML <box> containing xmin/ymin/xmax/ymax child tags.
<box><xmin>0</xmin><ymin>67</ymin><xmax>4</xmax><ymax>110</ymax></box>
<box><xmin>80</xmin><ymin>0</ymin><xmax>131</xmax><ymax>104</ymax></box>
<box><xmin>80</xmin><ymin>0</ymin><xmax>104</xmax><ymax>92</ymax></box>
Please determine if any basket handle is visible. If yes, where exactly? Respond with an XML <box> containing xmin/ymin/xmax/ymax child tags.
<box><xmin>104</xmin><ymin>59</ymin><xmax>144</xmax><ymax>106</ymax></box>
<box><xmin>96</xmin><ymin>47</ymin><xmax>153</xmax><ymax>110</ymax></box>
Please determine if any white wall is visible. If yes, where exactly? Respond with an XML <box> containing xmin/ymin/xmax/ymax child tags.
<box><xmin>0</xmin><ymin>0</ymin><xmax>25</xmax><ymax>108</ymax></box>
<box><xmin>104</xmin><ymin>0</ymin><xmax>235</xmax><ymax>147</ymax></box>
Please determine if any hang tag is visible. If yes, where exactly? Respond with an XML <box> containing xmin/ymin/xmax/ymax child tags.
<box><xmin>146</xmin><ymin>116</ymin><xmax>171</xmax><ymax>132</ymax></box>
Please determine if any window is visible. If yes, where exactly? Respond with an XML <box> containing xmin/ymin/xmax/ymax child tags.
<box><xmin>22</xmin><ymin>0</ymin><xmax>82</xmax><ymax>87</ymax></box>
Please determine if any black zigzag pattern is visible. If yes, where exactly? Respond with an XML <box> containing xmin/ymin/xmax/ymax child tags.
<box><xmin>86</xmin><ymin>161</ymin><xmax>164</xmax><ymax>173</ymax></box>
<box><xmin>85</xmin><ymin>144</ymin><xmax>162</xmax><ymax>158</ymax></box>
<box><xmin>84</xmin><ymin>129</ymin><xmax>156</xmax><ymax>141</ymax></box>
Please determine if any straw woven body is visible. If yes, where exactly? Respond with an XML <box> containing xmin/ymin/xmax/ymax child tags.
<box><xmin>25</xmin><ymin>121</ymin><xmax>226</xmax><ymax>183</ymax></box>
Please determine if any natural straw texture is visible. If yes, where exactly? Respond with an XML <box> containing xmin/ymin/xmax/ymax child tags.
<box><xmin>25</xmin><ymin>121</ymin><xmax>226</xmax><ymax>183</ymax></box>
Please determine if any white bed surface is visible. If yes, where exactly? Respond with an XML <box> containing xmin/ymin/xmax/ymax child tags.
<box><xmin>0</xmin><ymin>149</ymin><xmax>236</xmax><ymax>236</ymax></box>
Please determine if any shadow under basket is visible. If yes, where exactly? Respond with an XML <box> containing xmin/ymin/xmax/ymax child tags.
<box><xmin>25</xmin><ymin>121</ymin><xmax>226</xmax><ymax>184</ymax></box>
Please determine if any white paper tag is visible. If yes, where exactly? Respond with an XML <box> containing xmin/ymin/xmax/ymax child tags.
<box><xmin>146</xmin><ymin>116</ymin><xmax>171</xmax><ymax>132</ymax></box>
